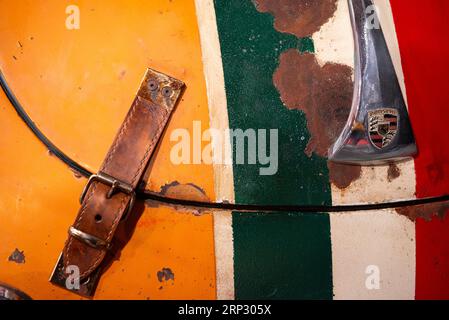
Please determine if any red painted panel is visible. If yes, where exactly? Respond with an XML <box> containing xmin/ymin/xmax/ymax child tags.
<box><xmin>391</xmin><ymin>0</ymin><xmax>449</xmax><ymax>299</ymax></box>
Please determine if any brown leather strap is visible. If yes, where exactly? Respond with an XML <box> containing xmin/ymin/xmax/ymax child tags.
<box><xmin>61</xmin><ymin>68</ymin><xmax>184</xmax><ymax>280</ymax></box>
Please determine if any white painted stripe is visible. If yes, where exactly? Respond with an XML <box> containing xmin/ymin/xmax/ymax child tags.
<box><xmin>194</xmin><ymin>0</ymin><xmax>235</xmax><ymax>300</ymax></box>
<box><xmin>213</xmin><ymin>211</ymin><xmax>234</xmax><ymax>300</ymax></box>
<box><xmin>313</xmin><ymin>0</ymin><xmax>417</xmax><ymax>299</ymax></box>
<box><xmin>331</xmin><ymin>210</ymin><xmax>415</xmax><ymax>300</ymax></box>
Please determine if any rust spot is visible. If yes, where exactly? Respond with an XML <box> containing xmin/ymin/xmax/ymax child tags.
<box><xmin>8</xmin><ymin>248</ymin><xmax>25</xmax><ymax>264</ymax></box>
<box><xmin>387</xmin><ymin>163</ymin><xmax>401</xmax><ymax>182</ymax></box>
<box><xmin>328</xmin><ymin>162</ymin><xmax>362</xmax><ymax>190</ymax></box>
<box><xmin>273</xmin><ymin>50</ymin><xmax>361</xmax><ymax>188</ymax></box>
<box><xmin>159</xmin><ymin>181</ymin><xmax>209</xmax><ymax>202</ymax></box>
<box><xmin>396</xmin><ymin>201</ymin><xmax>449</xmax><ymax>222</ymax></box>
<box><xmin>254</xmin><ymin>0</ymin><xmax>338</xmax><ymax>38</ymax></box>
<box><xmin>157</xmin><ymin>268</ymin><xmax>175</xmax><ymax>282</ymax></box>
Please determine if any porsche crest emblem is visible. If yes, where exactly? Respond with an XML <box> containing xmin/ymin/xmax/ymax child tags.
<box><xmin>368</xmin><ymin>108</ymin><xmax>399</xmax><ymax>149</ymax></box>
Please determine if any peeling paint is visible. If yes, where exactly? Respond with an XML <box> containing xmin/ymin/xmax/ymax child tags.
<box><xmin>8</xmin><ymin>248</ymin><xmax>25</xmax><ymax>264</ymax></box>
<box><xmin>157</xmin><ymin>267</ymin><xmax>175</xmax><ymax>282</ymax></box>
<box><xmin>254</xmin><ymin>0</ymin><xmax>338</xmax><ymax>38</ymax></box>
<box><xmin>396</xmin><ymin>201</ymin><xmax>449</xmax><ymax>222</ymax></box>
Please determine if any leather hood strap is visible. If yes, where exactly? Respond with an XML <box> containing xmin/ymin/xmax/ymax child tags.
<box><xmin>51</xmin><ymin>68</ymin><xmax>184</xmax><ymax>296</ymax></box>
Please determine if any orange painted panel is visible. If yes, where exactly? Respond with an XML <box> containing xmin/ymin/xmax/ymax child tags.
<box><xmin>0</xmin><ymin>0</ymin><xmax>215</xmax><ymax>197</ymax></box>
<box><xmin>0</xmin><ymin>88</ymin><xmax>216</xmax><ymax>300</ymax></box>
<box><xmin>0</xmin><ymin>0</ymin><xmax>216</xmax><ymax>299</ymax></box>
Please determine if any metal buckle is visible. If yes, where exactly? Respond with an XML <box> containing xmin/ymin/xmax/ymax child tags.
<box><xmin>68</xmin><ymin>226</ymin><xmax>112</xmax><ymax>251</ymax></box>
<box><xmin>80</xmin><ymin>172</ymin><xmax>136</xmax><ymax>218</ymax></box>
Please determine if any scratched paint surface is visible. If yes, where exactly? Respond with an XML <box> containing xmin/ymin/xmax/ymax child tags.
<box><xmin>214</xmin><ymin>0</ymin><xmax>333</xmax><ymax>299</ymax></box>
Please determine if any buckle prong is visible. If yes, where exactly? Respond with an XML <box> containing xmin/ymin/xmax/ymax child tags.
<box><xmin>68</xmin><ymin>226</ymin><xmax>111</xmax><ymax>251</ymax></box>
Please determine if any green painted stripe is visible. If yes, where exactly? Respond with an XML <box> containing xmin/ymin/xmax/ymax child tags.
<box><xmin>233</xmin><ymin>212</ymin><xmax>332</xmax><ymax>299</ymax></box>
<box><xmin>213</xmin><ymin>0</ymin><xmax>333</xmax><ymax>299</ymax></box>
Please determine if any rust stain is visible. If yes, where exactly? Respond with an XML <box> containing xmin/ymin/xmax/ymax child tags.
<box><xmin>328</xmin><ymin>162</ymin><xmax>362</xmax><ymax>190</ymax></box>
<box><xmin>157</xmin><ymin>267</ymin><xmax>175</xmax><ymax>282</ymax></box>
<box><xmin>387</xmin><ymin>163</ymin><xmax>401</xmax><ymax>182</ymax></box>
<box><xmin>159</xmin><ymin>181</ymin><xmax>209</xmax><ymax>202</ymax></box>
<box><xmin>145</xmin><ymin>181</ymin><xmax>210</xmax><ymax>215</ymax></box>
<box><xmin>273</xmin><ymin>50</ymin><xmax>361</xmax><ymax>188</ymax></box>
<box><xmin>274</xmin><ymin>51</ymin><xmax>353</xmax><ymax>157</ymax></box>
<box><xmin>253</xmin><ymin>0</ymin><xmax>338</xmax><ymax>38</ymax></box>
<box><xmin>8</xmin><ymin>248</ymin><xmax>25</xmax><ymax>264</ymax></box>
<box><xmin>396</xmin><ymin>201</ymin><xmax>449</xmax><ymax>222</ymax></box>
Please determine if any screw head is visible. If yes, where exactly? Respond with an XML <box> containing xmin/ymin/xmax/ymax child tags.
<box><xmin>162</xmin><ymin>86</ymin><xmax>173</xmax><ymax>97</ymax></box>
<box><xmin>148</xmin><ymin>80</ymin><xmax>158</xmax><ymax>91</ymax></box>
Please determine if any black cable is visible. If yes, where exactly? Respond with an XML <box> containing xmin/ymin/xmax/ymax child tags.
<box><xmin>0</xmin><ymin>70</ymin><xmax>92</xmax><ymax>178</ymax></box>
<box><xmin>1</xmin><ymin>68</ymin><xmax>448</xmax><ymax>213</ymax></box>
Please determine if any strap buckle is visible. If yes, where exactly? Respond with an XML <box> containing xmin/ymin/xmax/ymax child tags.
<box><xmin>80</xmin><ymin>172</ymin><xmax>136</xmax><ymax>218</ymax></box>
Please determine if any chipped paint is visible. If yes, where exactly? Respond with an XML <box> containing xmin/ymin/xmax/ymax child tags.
<box><xmin>396</xmin><ymin>201</ymin><xmax>449</xmax><ymax>222</ymax></box>
<box><xmin>273</xmin><ymin>50</ymin><xmax>361</xmax><ymax>188</ymax></box>
<box><xmin>8</xmin><ymin>248</ymin><xmax>25</xmax><ymax>264</ymax></box>
<box><xmin>328</xmin><ymin>162</ymin><xmax>362</xmax><ymax>190</ymax></box>
<box><xmin>159</xmin><ymin>181</ymin><xmax>209</xmax><ymax>202</ymax></box>
<box><xmin>254</xmin><ymin>0</ymin><xmax>338</xmax><ymax>38</ymax></box>
<box><xmin>274</xmin><ymin>51</ymin><xmax>353</xmax><ymax>158</ymax></box>
<box><xmin>157</xmin><ymin>267</ymin><xmax>175</xmax><ymax>282</ymax></box>
<box><xmin>144</xmin><ymin>181</ymin><xmax>211</xmax><ymax>216</ymax></box>
<box><xmin>387</xmin><ymin>163</ymin><xmax>401</xmax><ymax>182</ymax></box>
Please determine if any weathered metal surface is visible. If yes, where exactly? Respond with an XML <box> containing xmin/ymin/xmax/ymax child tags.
<box><xmin>0</xmin><ymin>0</ymin><xmax>216</xmax><ymax>299</ymax></box>
<box><xmin>1</xmin><ymin>0</ymin><xmax>448</xmax><ymax>300</ymax></box>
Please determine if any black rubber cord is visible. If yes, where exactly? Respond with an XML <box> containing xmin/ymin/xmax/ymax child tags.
<box><xmin>1</xmin><ymin>69</ymin><xmax>448</xmax><ymax>213</ymax></box>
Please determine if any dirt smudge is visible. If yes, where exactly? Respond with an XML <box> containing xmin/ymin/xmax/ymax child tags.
<box><xmin>273</xmin><ymin>50</ymin><xmax>360</xmax><ymax>188</ymax></box>
<box><xmin>396</xmin><ymin>201</ymin><xmax>449</xmax><ymax>222</ymax></box>
<box><xmin>387</xmin><ymin>163</ymin><xmax>401</xmax><ymax>182</ymax></box>
<box><xmin>253</xmin><ymin>0</ymin><xmax>338</xmax><ymax>38</ymax></box>
<box><xmin>8</xmin><ymin>248</ymin><xmax>25</xmax><ymax>264</ymax></box>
